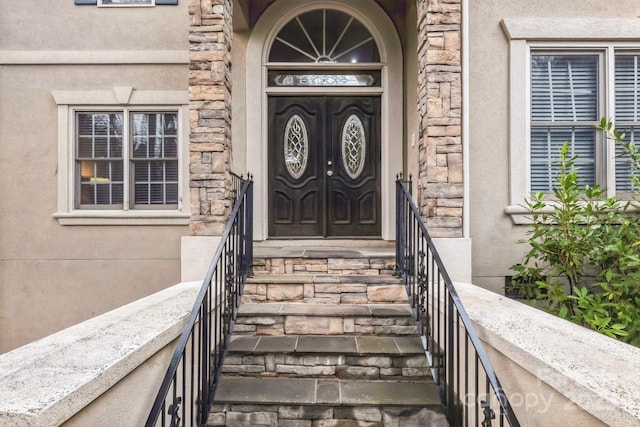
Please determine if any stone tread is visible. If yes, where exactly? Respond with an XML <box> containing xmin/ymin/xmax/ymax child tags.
<box><xmin>237</xmin><ymin>303</ymin><xmax>413</xmax><ymax>317</ymax></box>
<box><xmin>247</xmin><ymin>274</ymin><xmax>404</xmax><ymax>285</ymax></box>
<box><xmin>213</xmin><ymin>377</ymin><xmax>441</xmax><ymax>407</ymax></box>
<box><xmin>253</xmin><ymin>241</ymin><xmax>396</xmax><ymax>259</ymax></box>
<box><xmin>228</xmin><ymin>335</ymin><xmax>426</xmax><ymax>355</ymax></box>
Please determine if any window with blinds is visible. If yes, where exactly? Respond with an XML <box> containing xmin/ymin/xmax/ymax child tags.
<box><xmin>76</xmin><ymin>111</ymin><xmax>178</xmax><ymax>209</ymax></box>
<box><xmin>615</xmin><ymin>54</ymin><xmax>640</xmax><ymax>193</ymax></box>
<box><xmin>77</xmin><ymin>113</ymin><xmax>125</xmax><ymax>207</ymax></box>
<box><xmin>530</xmin><ymin>54</ymin><xmax>599</xmax><ymax>193</ymax></box>
<box><xmin>132</xmin><ymin>112</ymin><xmax>179</xmax><ymax>207</ymax></box>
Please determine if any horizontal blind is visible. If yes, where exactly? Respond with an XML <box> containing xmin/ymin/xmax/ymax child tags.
<box><xmin>531</xmin><ymin>55</ymin><xmax>598</xmax><ymax>192</ymax></box>
<box><xmin>615</xmin><ymin>54</ymin><xmax>640</xmax><ymax>193</ymax></box>
<box><xmin>77</xmin><ymin>112</ymin><xmax>124</xmax><ymax>206</ymax></box>
<box><xmin>530</xmin><ymin>127</ymin><xmax>595</xmax><ymax>192</ymax></box>
<box><xmin>131</xmin><ymin>112</ymin><xmax>179</xmax><ymax>206</ymax></box>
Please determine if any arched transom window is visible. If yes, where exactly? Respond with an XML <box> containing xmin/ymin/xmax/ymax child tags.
<box><xmin>269</xmin><ymin>9</ymin><xmax>380</xmax><ymax>64</ymax></box>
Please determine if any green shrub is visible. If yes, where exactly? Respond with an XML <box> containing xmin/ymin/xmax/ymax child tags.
<box><xmin>511</xmin><ymin>119</ymin><xmax>640</xmax><ymax>346</ymax></box>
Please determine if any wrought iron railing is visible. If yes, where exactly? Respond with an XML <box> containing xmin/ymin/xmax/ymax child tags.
<box><xmin>146</xmin><ymin>173</ymin><xmax>253</xmax><ymax>427</ymax></box>
<box><xmin>396</xmin><ymin>175</ymin><xmax>520</xmax><ymax>427</ymax></box>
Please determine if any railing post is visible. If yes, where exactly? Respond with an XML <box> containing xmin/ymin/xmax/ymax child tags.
<box><xmin>199</xmin><ymin>294</ymin><xmax>210</xmax><ymax>425</ymax></box>
<box><xmin>396</xmin><ymin>175</ymin><xmax>406</xmax><ymax>278</ymax></box>
<box><xmin>446</xmin><ymin>294</ymin><xmax>455</xmax><ymax>423</ymax></box>
<box><xmin>245</xmin><ymin>177</ymin><xmax>253</xmax><ymax>277</ymax></box>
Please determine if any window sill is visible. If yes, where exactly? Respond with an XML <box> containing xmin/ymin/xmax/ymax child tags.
<box><xmin>505</xmin><ymin>202</ymin><xmax>640</xmax><ymax>225</ymax></box>
<box><xmin>504</xmin><ymin>205</ymin><xmax>546</xmax><ymax>224</ymax></box>
<box><xmin>53</xmin><ymin>211</ymin><xmax>190</xmax><ymax>226</ymax></box>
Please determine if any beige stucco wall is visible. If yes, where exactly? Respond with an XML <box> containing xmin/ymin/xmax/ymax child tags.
<box><xmin>468</xmin><ymin>0</ymin><xmax>640</xmax><ymax>293</ymax></box>
<box><xmin>0</xmin><ymin>1</ymin><xmax>187</xmax><ymax>51</ymax></box>
<box><xmin>0</xmin><ymin>1</ymin><xmax>190</xmax><ymax>353</ymax></box>
<box><xmin>405</xmin><ymin>0</ymin><xmax>420</xmax><ymax>195</ymax></box>
<box><xmin>61</xmin><ymin>337</ymin><xmax>177</xmax><ymax>427</ymax></box>
<box><xmin>231</xmin><ymin>28</ymin><xmax>249</xmax><ymax>175</ymax></box>
<box><xmin>481</xmin><ymin>343</ymin><xmax>608</xmax><ymax>427</ymax></box>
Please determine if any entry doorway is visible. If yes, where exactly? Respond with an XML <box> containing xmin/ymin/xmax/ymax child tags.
<box><xmin>268</xmin><ymin>96</ymin><xmax>381</xmax><ymax>237</ymax></box>
<box><xmin>244</xmin><ymin>1</ymin><xmax>404</xmax><ymax>240</ymax></box>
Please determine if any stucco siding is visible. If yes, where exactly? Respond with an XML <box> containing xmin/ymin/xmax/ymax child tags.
<box><xmin>0</xmin><ymin>2</ymin><xmax>190</xmax><ymax>353</ymax></box>
<box><xmin>468</xmin><ymin>0</ymin><xmax>640</xmax><ymax>292</ymax></box>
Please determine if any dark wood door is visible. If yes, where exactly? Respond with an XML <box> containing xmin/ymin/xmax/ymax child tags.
<box><xmin>268</xmin><ymin>96</ymin><xmax>381</xmax><ymax>237</ymax></box>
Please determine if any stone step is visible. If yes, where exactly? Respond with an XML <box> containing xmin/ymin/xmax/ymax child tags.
<box><xmin>252</xmin><ymin>255</ymin><xmax>396</xmax><ymax>276</ymax></box>
<box><xmin>242</xmin><ymin>274</ymin><xmax>407</xmax><ymax>304</ymax></box>
<box><xmin>209</xmin><ymin>377</ymin><xmax>447</xmax><ymax>427</ymax></box>
<box><xmin>233</xmin><ymin>303</ymin><xmax>419</xmax><ymax>336</ymax></box>
<box><xmin>252</xmin><ymin>240</ymin><xmax>396</xmax><ymax>276</ymax></box>
<box><xmin>212</xmin><ymin>248</ymin><xmax>447</xmax><ymax>425</ymax></box>
<box><xmin>222</xmin><ymin>335</ymin><xmax>431</xmax><ymax>381</ymax></box>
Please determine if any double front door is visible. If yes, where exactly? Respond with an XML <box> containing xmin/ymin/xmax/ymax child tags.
<box><xmin>268</xmin><ymin>96</ymin><xmax>381</xmax><ymax>237</ymax></box>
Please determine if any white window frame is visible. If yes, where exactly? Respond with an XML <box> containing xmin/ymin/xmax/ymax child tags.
<box><xmin>75</xmin><ymin>108</ymin><xmax>180</xmax><ymax>210</ymax></box>
<box><xmin>52</xmin><ymin>87</ymin><xmax>190</xmax><ymax>225</ymax></box>
<box><xmin>502</xmin><ymin>18</ymin><xmax>640</xmax><ymax>224</ymax></box>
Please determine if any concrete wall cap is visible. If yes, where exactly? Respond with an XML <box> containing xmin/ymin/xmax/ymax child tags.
<box><xmin>0</xmin><ymin>281</ymin><xmax>200</xmax><ymax>426</ymax></box>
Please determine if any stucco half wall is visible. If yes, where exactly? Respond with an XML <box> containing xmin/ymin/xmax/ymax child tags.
<box><xmin>456</xmin><ymin>282</ymin><xmax>640</xmax><ymax>426</ymax></box>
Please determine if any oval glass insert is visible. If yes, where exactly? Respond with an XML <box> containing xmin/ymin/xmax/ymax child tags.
<box><xmin>284</xmin><ymin>114</ymin><xmax>308</xmax><ymax>179</ymax></box>
<box><xmin>341</xmin><ymin>114</ymin><xmax>366</xmax><ymax>179</ymax></box>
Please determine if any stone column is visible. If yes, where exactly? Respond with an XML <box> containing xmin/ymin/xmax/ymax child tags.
<box><xmin>416</xmin><ymin>0</ymin><xmax>463</xmax><ymax>238</ymax></box>
<box><xmin>188</xmin><ymin>0</ymin><xmax>233</xmax><ymax>235</ymax></box>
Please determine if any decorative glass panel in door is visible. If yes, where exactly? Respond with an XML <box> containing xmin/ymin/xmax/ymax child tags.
<box><xmin>283</xmin><ymin>114</ymin><xmax>309</xmax><ymax>179</ymax></box>
<box><xmin>341</xmin><ymin>114</ymin><xmax>366</xmax><ymax>179</ymax></box>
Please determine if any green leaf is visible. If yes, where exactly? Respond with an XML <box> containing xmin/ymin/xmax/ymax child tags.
<box><xmin>558</xmin><ymin>305</ymin><xmax>569</xmax><ymax>319</ymax></box>
<box><xmin>512</xmin><ymin>117</ymin><xmax>640</xmax><ymax>347</ymax></box>
<box><xmin>605</xmin><ymin>270</ymin><xmax>613</xmax><ymax>283</ymax></box>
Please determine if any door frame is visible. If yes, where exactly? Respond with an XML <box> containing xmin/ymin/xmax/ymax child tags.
<box><xmin>246</xmin><ymin>0</ymin><xmax>403</xmax><ymax>240</ymax></box>
<box><xmin>268</xmin><ymin>95</ymin><xmax>382</xmax><ymax>238</ymax></box>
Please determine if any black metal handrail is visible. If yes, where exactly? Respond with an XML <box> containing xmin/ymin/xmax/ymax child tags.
<box><xmin>146</xmin><ymin>173</ymin><xmax>253</xmax><ymax>427</ymax></box>
<box><xmin>396</xmin><ymin>176</ymin><xmax>520</xmax><ymax>427</ymax></box>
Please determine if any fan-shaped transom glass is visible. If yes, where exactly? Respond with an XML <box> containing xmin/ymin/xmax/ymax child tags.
<box><xmin>342</xmin><ymin>114</ymin><xmax>366</xmax><ymax>179</ymax></box>
<box><xmin>284</xmin><ymin>114</ymin><xmax>309</xmax><ymax>179</ymax></box>
<box><xmin>269</xmin><ymin>9</ymin><xmax>380</xmax><ymax>64</ymax></box>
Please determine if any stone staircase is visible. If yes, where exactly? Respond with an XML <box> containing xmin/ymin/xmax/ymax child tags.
<box><xmin>209</xmin><ymin>241</ymin><xmax>448</xmax><ymax>427</ymax></box>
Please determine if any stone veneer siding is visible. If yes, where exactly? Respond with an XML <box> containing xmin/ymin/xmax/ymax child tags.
<box><xmin>189</xmin><ymin>0</ymin><xmax>233</xmax><ymax>235</ymax></box>
<box><xmin>417</xmin><ymin>0</ymin><xmax>463</xmax><ymax>238</ymax></box>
